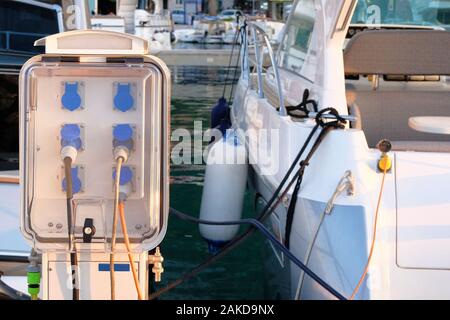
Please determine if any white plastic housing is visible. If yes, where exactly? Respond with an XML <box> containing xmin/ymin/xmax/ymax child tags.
<box><xmin>19</xmin><ymin>30</ymin><xmax>170</xmax><ymax>253</ymax></box>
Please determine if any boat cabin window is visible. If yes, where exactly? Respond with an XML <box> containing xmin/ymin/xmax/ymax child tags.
<box><xmin>0</xmin><ymin>0</ymin><xmax>59</xmax><ymax>54</ymax></box>
<box><xmin>352</xmin><ymin>0</ymin><xmax>450</xmax><ymax>30</ymax></box>
<box><xmin>0</xmin><ymin>73</ymin><xmax>19</xmax><ymax>171</ymax></box>
<box><xmin>278</xmin><ymin>0</ymin><xmax>316</xmax><ymax>78</ymax></box>
<box><xmin>97</xmin><ymin>0</ymin><xmax>117</xmax><ymax>15</ymax></box>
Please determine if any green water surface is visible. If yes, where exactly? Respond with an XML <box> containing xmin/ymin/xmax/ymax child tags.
<box><xmin>157</xmin><ymin>66</ymin><xmax>266</xmax><ymax>300</ymax></box>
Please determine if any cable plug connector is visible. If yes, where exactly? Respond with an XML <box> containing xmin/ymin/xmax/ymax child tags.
<box><xmin>61</xmin><ymin>145</ymin><xmax>78</xmax><ymax>164</ymax></box>
<box><xmin>376</xmin><ymin>139</ymin><xmax>392</xmax><ymax>173</ymax></box>
<box><xmin>378</xmin><ymin>154</ymin><xmax>392</xmax><ymax>173</ymax></box>
<box><xmin>119</xmin><ymin>188</ymin><xmax>130</xmax><ymax>202</ymax></box>
<box><xmin>113</xmin><ymin>146</ymin><xmax>130</xmax><ymax>163</ymax></box>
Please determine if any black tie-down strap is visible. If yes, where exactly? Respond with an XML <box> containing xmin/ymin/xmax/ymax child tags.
<box><xmin>284</xmin><ymin>108</ymin><xmax>346</xmax><ymax>249</ymax></box>
<box><xmin>145</xmin><ymin>108</ymin><xmax>347</xmax><ymax>301</ymax></box>
<box><xmin>285</xmin><ymin>89</ymin><xmax>319</xmax><ymax>119</ymax></box>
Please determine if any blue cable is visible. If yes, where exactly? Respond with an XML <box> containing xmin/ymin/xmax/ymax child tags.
<box><xmin>169</xmin><ymin>207</ymin><xmax>347</xmax><ymax>300</ymax></box>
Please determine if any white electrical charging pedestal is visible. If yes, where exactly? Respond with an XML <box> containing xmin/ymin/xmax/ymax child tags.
<box><xmin>19</xmin><ymin>30</ymin><xmax>170</xmax><ymax>300</ymax></box>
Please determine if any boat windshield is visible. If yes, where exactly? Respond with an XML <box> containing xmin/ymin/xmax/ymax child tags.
<box><xmin>351</xmin><ymin>0</ymin><xmax>450</xmax><ymax>30</ymax></box>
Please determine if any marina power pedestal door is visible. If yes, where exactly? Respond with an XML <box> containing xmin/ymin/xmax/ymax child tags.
<box><xmin>19</xmin><ymin>30</ymin><xmax>170</xmax><ymax>300</ymax></box>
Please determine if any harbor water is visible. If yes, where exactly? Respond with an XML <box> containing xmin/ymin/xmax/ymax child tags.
<box><xmin>159</xmin><ymin>65</ymin><xmax>266</xmax><ymax>300</ymax></box>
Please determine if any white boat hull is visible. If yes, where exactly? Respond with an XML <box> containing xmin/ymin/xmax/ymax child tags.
<box><xmin>231</xmin><ymin>76</ymin><xmax>450</xmax><ymax>300</ymax></box>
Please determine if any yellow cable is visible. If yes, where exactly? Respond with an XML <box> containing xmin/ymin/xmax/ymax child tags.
<box><xmin>119</xmin><ymin>201</ymin><xmax>144</xmax><ymax>300</ymax></box>
<box><xmin>350</xmin><ymin>163</ymin><xmax>388</xmax><ymax>300</ymax></box>
<box><xmin>110</xmin><ymin>156</ymin><xmax>123</xmax><ymax>300</ymax></box>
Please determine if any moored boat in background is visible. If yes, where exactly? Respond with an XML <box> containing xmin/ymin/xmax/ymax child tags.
<box><xmin>0</xmin><ymin>0</ymin><xmax>66</xmax><ymax>297</ymax></box>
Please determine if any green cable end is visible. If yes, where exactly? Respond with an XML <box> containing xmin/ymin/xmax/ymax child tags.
<box><xmin>27</xmin><ymin>268</ymin><xmax>41</xmax><ymax>298</ymax></box>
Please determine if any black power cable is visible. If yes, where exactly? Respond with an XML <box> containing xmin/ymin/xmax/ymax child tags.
<box><xmin>149</xmin><ymin>108</ymin><xmax>346</xmax><ymax>300</ymax></box>
<box><xmin>222</xmin><ymin>23</ymin><xmax>244</xmax><ymax>99</ymax></box>
<box><xmin>63</xmin><ymin>157</ymin><xmax>79</xmax><ymax>300</ymax></box>
<box><xmin>170</xmin><ymin>208</ymin><xmax>347</xmax><ymax>300</ymax></box>
<box><xmin>228</xmin><ymin>23</ymin><xmax>247</xmax><ymax>105</ymax></box>
<box><xmin>148</xmin><ymin>126</ymin><xmax>319</xmax><ymax>299</ymax></box>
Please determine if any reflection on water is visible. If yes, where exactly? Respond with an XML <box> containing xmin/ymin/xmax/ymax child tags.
<box><xmin>158</xmin><ymin>66</ymin><xmax>266</xmax><ymax>300</ymax></box>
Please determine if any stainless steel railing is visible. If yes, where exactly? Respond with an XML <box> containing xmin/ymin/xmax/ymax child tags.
<box><xmin>240</xmin><ymin>22</ymin><xmax>287</xmax><ymax>116</ymax></box>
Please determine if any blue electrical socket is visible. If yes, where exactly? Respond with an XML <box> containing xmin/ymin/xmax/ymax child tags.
<box><xmin>62</xmin><ymin>166</ymin><xmax>82</xmax><ymax>194</ymax></box>
<box><xmin>60</xmin><ymin>124</ymin><xmax>83</xmax><ymax>151</ymax></box>
<box><xmin>113</xmin><ymin>124</ymin><xmax>134</xmax><ymax>150</ymax></box>
<box><xmin>61</xmin><ymin>82</ymin><xmax>82</xmax><ymax>111</ymax></box>
<box><xmin>113</xmin><ymin>166</ymin><xmax>133</xmax><ymax>186</ymax></box>
<box><xmin>113</xmin><ymin>83</ymin><xmax>134</xmax><ymax>112</ymax></box>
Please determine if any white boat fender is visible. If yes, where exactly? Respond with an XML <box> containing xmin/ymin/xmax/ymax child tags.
<box><xmin>199</xmin><ymin>130</ymin><xmax>248</xmax><ymax>254</ymax></box>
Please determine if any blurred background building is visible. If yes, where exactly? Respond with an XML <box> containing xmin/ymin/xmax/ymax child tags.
<box><xmin>38</xmin><ymin>0</ymin><xmax>293</xmax><ymax>21</ymax></box>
